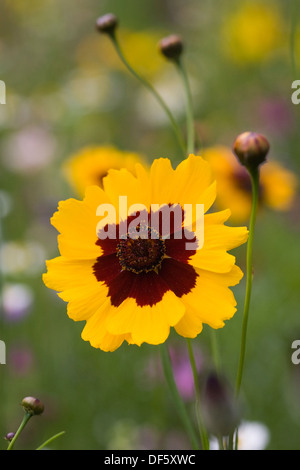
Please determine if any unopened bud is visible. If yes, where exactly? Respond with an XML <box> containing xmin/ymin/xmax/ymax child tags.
<box><xmin>159</xmin><ymin>34</ymin><xmax>184</xmax><ymax>61</ymax></box>
<box><xmin>4</xmin><ymin>432</ymin><xmax>15</xmax><ymax>441</ymax></box>
<box><xmin>202</xmin><ymin>372</ymin><xmax>240</xmax><ymax>437</ymax></box>
<box><xmin>233</xmin><ymin>132</ymin><xmax>270</xmax><ymax>170</ymax></box>
<box><xmin>21</xmin><ymin>397</ymin><xmax>44</xmax><ymax>416</ymax></box>
<box><xmin>96</xmin><ymin>13</ymin><xmax>118</xmax><ymax>35</ymax></box>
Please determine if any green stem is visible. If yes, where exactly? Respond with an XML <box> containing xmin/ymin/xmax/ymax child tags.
<box><xmin>228</xmin><ymin>167</ymin><xmax>259</xmax><ymax>451</ymax></box>
<box><xmin>210</xmin><ymin>329</ymin><xmax>221</xmax><ymax>374</ymax></box>
<box><xmin>160</xmin><ymin>343</ymin><xmax>200</xmax><ymax>450</ymax></box>
<box><xmin>175</xmin><ymin>59</ymin><xmax>195</xmax><ymax>155</ymax></box>
<box><xmin>108</xmin><ymin>33</ymin><xmax>186</xmax><ymax>155</ymax></box>
<box><xmin>36</xmin><ymin>431</ymin><xmax>65</xmax><ymax>450</ymax></box>
<box><xmin>186</xmin><ymin>339</ymin><xmax>210</xmax><ymax>450</ymax></box>
<box><xmin>7</xmin><ymin>412</ymin><xmax>32</xmax><ymax>450</ymax></box>
<box><xmin>235</xmin><ymin>167</ymin><xmax>259</xmax><ymax>396</ymax></box>
<box><xmin>218</xmin><ymin>436</ymin><xmax>225</xmax><ymax>450</ymax></box>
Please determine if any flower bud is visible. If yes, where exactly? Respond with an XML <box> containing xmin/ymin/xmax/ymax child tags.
<box><xmin>158</xmin><ymin>34</ymin><xmax>184</xmax><ymax>61</ymax></box>
<box><xmin>96</xmin><ymin>13</ymin><xmax>118</xmax><ymax>35</ymax></box>
<box><xmin>21</xmin><ymin>397</ymin><xmax>44</xmax><ymax>416</ymax></box>
<box><xmin>202</xmin><ymin>372</ymin><xmax>240</xmax><ymax>437</ymax></box>
<box><xmin>4</xmin><ymin>432</ymin><xmax>15</xmax><ymax>441</ymax></box>
<box><xmin>233</xmin><ymin>132</ymin><xmax>270</xmax><ymax>170</ymax></box>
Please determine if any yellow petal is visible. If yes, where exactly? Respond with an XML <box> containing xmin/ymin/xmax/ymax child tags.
<box><xmin>43</xmin><ymin>257</ymin><xmax>97</xmax><ymax>292</ymax></box>
<box><xmin>103</xmin><ymin>168</ymin><xmax>150</xmax><ymax>217</ymax></box>
<box><xmin>51</xmin><ymin>186</ymin><xmax>110</xmax><ymax>259</ymax></box>
<box><xmin>58</xmin><ymin>282</ymin><xmax>109</xmax><ymax>321</ymax></box>
<box><xmin>203</xmin><ymin>224</ymin><xmax>249</xmax><ymax>251</ymax></box>
<box><xmin>175</xmin><ymin>265</ymin><xmax>243</xmax><ymax>336</ymax></box>
<box><xmin>81</xmin><ymin>299</ymin><xmax>130</xmax><ymax>352</ymax></box>
<box><xmin>150</xmin><ymin>155</ymin><xmax>216</xmax><ymax>213</ymax></box>
<box><xmin>106</xmin><ymin>291</ymin><xmax>185</xmax><ymax>345</ymax></box>
<box><xmin>189</xmin><ymin>249</ymin><xmax>236</xmax><ymax>273</ymax></box>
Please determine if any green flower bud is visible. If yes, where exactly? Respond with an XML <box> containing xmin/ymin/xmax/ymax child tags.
<box><xmin>21</xmin><ymin>397</ymin><xmax>44</xmax><ymax>416</ymax></box>
<box><xmin>96</xmin><ymin>13</ymin><xmax>118</xmax><ymax>35</ymax></box>
<box><xmin>233</xmin><ymin>131</ymin><xmax>270</xmax><ymax>170</ymax></box>
<box><xmin>158</xmin><ymin>34</ymin><xmax>184</xmax><ymax>61</ymax></box>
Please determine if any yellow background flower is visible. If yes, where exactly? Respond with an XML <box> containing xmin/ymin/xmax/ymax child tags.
<box><xmin>202</xmin><ymin>146</ymin><xmax>298</xmax><ymax>222</ymax></box>
<box><xmin>222</xmin><ymin>2</ymin><xmax>284</xmax><ymax>64</ymax></box>
<box><xmin>76</xmin><ymin>29</ymin><xmax>166</xmax><ymax>78</ymax></box>
<box><xmin>63</xmin><ymin>145</ymin><xmax>147</xmax><ymax>197</ymax></box>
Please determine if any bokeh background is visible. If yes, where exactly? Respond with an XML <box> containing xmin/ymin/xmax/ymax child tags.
<box><xmin>0</xmin><ymin>0</ymin><xmax>300</xmax><ymax>450</ymax></box>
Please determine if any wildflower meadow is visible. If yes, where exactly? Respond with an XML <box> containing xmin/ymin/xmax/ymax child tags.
<box><xmin>0</xmin><ymin>0</ymin><xmax>300</xmax><ymax>453</ymax></box>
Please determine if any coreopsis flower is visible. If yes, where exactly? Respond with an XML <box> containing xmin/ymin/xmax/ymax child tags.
<box><xmin>202</xmin><ymin>146</ymin><xmax>297</xmax><ymax>222</ymax></box>
<box><xmin>63</xmin><ymin>146</ymin><xmax>146</xmax><ymax>197</ymax></box>
<box><xmin>43</xmin><ymin>155</ymin><xmax>248</xmax><ymax>352</ymax></box>
<box><xmin>222</xmin><ymin>1</ymin><xmax>284</xmax><ymax>65</ymax></box>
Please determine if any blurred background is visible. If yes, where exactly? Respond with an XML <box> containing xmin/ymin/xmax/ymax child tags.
<box><xmin>0</xmin><ymin>0</ymin><xmax>300</xmax><ymax>450</ymax></box>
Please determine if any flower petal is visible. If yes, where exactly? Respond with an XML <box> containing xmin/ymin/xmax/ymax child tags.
<box><xmin>51</xmin><ymin>186</ymin><xmax>110</xmax><ymax>259</ymax></box>
<box><xmin>106</xmin><ymin>291</ymin><xmax>185</xmax><ymax>345</ymax></box>
<box><xmin>175</xmin><ymin>265</ymin><xmax>244</xmax><ymax>336</ymax></box>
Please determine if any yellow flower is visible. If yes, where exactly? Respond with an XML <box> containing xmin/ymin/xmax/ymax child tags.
<box><xmin>63</xmin><ymin>146</ymin><xmax>146</xmax><ymax>197</ymax></box>
<box><xmin>222</xmin><ymin>2</ymin><xmax>284</xmax><ymax>64</ymax></box>
<box><xmin>202</xmin><ymin>146</ymin><xmax>298</xmax><ymax>222</ymax></box>
<box><xmin>76</xmin><ymin>29</ymin><xmax>165</xmax><ymax>78</ymax></box>
<box><xmin>43</xmin><ymin>155</ymin><xmax>248</xmax><ymax>352</ymax></box>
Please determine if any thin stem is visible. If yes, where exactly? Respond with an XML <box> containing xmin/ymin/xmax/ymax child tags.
<box><xmin>108</xmin><ymin>33</ymin><xmax>186</xmax><ymax>155</ymax></box>
<box><xmin>210</xmin><ymin>329</ymin><xmax>221</xmax><ymax>374</ymax></box>
<box><xmin>175</xmin><ymin>59</ymin><xmax>195</xmax><ymax>155</ymax></box>
<box><xmin>218</xmin><ymin>436</ymin><xmax>225</xmax><ymax>450</ymax></box>
<box><xmin>235</xmin><ymin>167</ymin><xmax>260</xmax><ymax>397</ymax></box>
<box><xmin>36</xmin><ymin>431</ymin><xmax>65</xmax><ymax>450</ymax></box>
<box><xmin>227</xmin><ymin>167</ymin><xmax>259</xmax><ymax>451</ymax></box>
<box><xmin>7</xmin><ymin>412</ymin><xmax>32</xmax><ymax>450</ymax></box>
<box><xmin>160</xmin><ymin>343</ymin><xmax>200</xmax><ymax>450</ymax></box>
<box><xmin>0</xmin><ymin>215</ymin><xmax>6</xmax><ymax>439</ymax></box>
<box><xmin>186</xmin><ymin>339</ymin><xmax>210</xmax><ymax>450</ymax></box>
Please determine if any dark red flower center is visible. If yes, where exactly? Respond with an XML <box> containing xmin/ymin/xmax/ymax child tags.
<box><xmin>117</xmin><ymin>228</ymin><xmax>166</xmax><ymax>274</ymax></box>
<box><xmin>92</xmin><ymin>208</ymin><xmax>198</xmax><ymax>307</ymax></box>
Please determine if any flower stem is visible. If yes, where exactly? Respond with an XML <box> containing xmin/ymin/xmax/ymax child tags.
<box><xmin>36</xmin><ymin>431</ymin><xmax>65</xmax><ymax>450</ymax></box>
<box><xmin>228</xmin><ymin>167</ymin><xmax>259</xmax><ymax>451</ymax></box>
<box><xmin>210</xmin><ymin>329</ymin><xmax>221</xmax><ymax>373</ymax></box>
<box><xmin>175</xmin><ymin>59</ymin><xmax>195</xmax><ymax>155</ymax></box>
<box><xmin>235</xmin><ymin>166</ymin><xmax>260</xmax><ymax>397</ymax></box>
<box><xmin>7</xmin><ymin>412</ymin><xmax>32</xmax><ymax>450</ymax></box>
<box><xmin>186</xmin><ymin>339</ymin><xmax>210</xmax><ymax>450</ymax></box>
<box><xmin>160</xmin><ymin>343</ymin><xmax>200</xmax><ymax>450</ymax></box>
<box><xmin>108</xmin><ymin>33</ymin><xmax>186</xmax><ymax>155</ymax></box>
